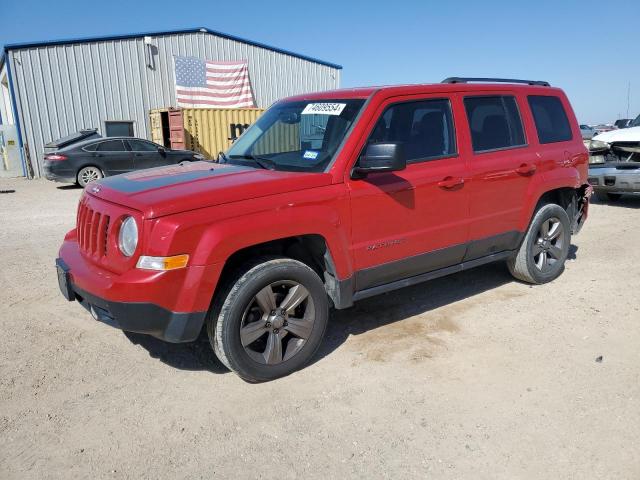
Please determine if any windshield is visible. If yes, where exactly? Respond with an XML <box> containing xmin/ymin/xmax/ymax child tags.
<box><xmin>225</xmin><ymin>99</ymin><xmax>365</xmax><ymax>172</ymax></box>
<box><xmin>632</xmin><ymin>114</ymin><xmax>640</xmax><ymax>128</ymax></box>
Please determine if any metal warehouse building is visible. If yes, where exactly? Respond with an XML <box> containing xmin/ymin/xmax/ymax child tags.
<box><xmin>0</xmin><ymin>27</ymin><xmax>341</xmax><ymax>178</ymax></box>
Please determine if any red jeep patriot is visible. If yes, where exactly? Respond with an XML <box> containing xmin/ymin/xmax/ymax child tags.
<box><xmin>57</xmin><ymin>78</ymin><xmax>591</xmax><ymax>381</ymax></box>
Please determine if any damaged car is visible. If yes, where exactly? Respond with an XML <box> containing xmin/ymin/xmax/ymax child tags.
<box><xmin>588</xmin><ymin>114</ymin><xmax>640</xmax><ymax>200</ymax></box>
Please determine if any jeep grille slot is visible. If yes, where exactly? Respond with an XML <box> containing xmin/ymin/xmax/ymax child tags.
<box><xmin>77</xmin><ymin>202</ymin><xmax>110</xmax><ymax>257</ymax></box>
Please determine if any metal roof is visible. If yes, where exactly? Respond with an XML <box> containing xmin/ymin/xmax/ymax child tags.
<box><xmin>1</xmin><ymin>27</ymin><xmax>342</xmax><ymax>69</ymax></box>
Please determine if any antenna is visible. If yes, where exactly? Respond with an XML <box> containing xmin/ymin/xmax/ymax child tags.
<box><xmin>626</xmin><ymin>81</ymin><xmax>631</xmax><ymax>119</ymax></box>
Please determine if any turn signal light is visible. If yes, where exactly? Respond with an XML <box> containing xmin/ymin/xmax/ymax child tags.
<box><xmin>136</xmin><ymin>254</ymin><xmax>189</xmax><ymax>271</ymax></box>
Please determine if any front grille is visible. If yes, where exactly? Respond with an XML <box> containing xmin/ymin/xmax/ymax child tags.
<box><xmin>77</xmin><ymin>202</ymin><xmax>110</xmax><ymax>257</ymax></box>
<box><xmin>588</xmin><ymin>177</ymin><xmax>599</xmax><ymax>186</ymax></box>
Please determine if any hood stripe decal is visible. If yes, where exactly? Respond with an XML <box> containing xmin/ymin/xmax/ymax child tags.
<box><xmin>98</xmin><ymin>164</ymin><xmax>253</xmax><ymax>193</ymax></box>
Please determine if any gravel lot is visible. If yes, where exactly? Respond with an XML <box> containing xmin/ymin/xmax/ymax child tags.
<box><xmin>1</xmin><ymin>177</ymin><xmax>639</xmax><ymax>479</ymax></box>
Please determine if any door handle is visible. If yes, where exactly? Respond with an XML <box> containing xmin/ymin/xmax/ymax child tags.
<box><xmin>438</xmin><ymin>176</ymin><xmax>464</xmax><ymax>189</ymax></box>
<box><xmin>515</xmin><ymin>163</ymin><xmax>536</xmax><ymax>176</ymax></box>
<box><xmin>134</xmin><ymin>153</ymin><xmax>143</xmax><ymax>156</ymax></box>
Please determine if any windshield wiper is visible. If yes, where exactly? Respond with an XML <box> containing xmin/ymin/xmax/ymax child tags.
<box><xmin>228</xmin><ymin>154</ymin><xmax>275</xmax><ymax>170</ymax></box>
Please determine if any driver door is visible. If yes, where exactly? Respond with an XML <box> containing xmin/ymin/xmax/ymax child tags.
<box><xmin>347</xmin><ymin>95</ymin><xmax>470</xmax><ymax>291</ymax></box>
<box><xmin>127</xmin><ymin>139</ymin><xmax>167</xmax><ymax>170</ymax></box>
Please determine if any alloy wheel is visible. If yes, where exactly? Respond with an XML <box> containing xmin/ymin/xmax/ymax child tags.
<box><xmin>532</xmin><ymin>216</ymin><xmax>564</xmax><ymax>272</ymax></box>
<box><xmin>239</xmin><ymin>281</ymin><xmax>315</xmax><ymax>365</ymax></box>
<box><xmin>80</xmin><ymin>167</ymin><xmax>101</xmax><ymax>185</ymax></box>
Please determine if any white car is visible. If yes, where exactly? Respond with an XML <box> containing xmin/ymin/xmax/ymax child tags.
<box><xmin>588</xmin><ymin>114</ymin><xmax>640</xmax><ymax>201</ymax></box>
<box><xmin>589</xmin><ymin>114</ymin><xmax>640</xmax><ymax>164</ymax></box>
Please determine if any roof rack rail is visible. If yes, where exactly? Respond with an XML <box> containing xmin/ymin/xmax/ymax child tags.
<box><xmin>442</xmin><ymin>77</ymin><xmax>550</xmax><ymax>87</ymax></box>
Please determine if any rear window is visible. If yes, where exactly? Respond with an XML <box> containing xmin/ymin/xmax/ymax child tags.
<box><xmin>464</xmin><ymin>96</ymin><xmax>526</xmax><ymax>152</ymax></box>
<box><xmin>528</xmin><ymin>95</ymin><xmax>573</xmax><ymax>144</ymax></box>
<box><xmin>96</xmin><ymin>140</ymin><xmax>126</xmax><ymax>152</ymax></box>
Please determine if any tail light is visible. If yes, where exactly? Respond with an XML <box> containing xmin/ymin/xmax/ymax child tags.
<box><xmin>45</xmin><ymin>154</ymin><xmax>68</xmax><ymax>161</ymax></box>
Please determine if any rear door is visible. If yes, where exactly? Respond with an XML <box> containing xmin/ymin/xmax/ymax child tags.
<box><xmin>127</xmin><ymin>139</ymin><xmax>167</xmax><ymax>170</ymax></box>
<box><xmin>347</xmin><ymin>94</ymin><xmax>470</xmax><ymax>291</ymax></box>
<box><xmin>91</xmin><ymin>139</ymin><xmax>133</xmax><ymax>175</ymax></box>
<box><xmin>460</xmin><ymin>92</ymin><xmax>538</xmax><ymax>259</ymax></box>
<box><xmin>526</xmin><ymin>93</ymin><xmax>579</xmax><ymax>174</ymax></box>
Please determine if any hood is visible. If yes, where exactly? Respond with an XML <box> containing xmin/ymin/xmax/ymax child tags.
<box><xmin>593</xmin><ymin>126</ymin><xmax>640</xmax><ymax>143</ymax></box>
<box><xmin>86</xmin><ymin>161</ymin><xmax>333</xmax><ymax>218</ymax></box>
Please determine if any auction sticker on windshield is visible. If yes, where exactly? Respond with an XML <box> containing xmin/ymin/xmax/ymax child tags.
<box><xmin>301</xmin><ymin>103</ymin><xmax>346</xmax><ymax>116</ymax></box>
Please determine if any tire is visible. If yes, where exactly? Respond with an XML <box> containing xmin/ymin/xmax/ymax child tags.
<box><xmin>77</xmin><ymin>166</ymin><xmax>103</xmax><ymax>187</ymax></box>
<box><xmin>207</xmin><ymin>257</ymin><xmax>329</xmax><ymax>382</ymax></box>
<box><xmin>507</xmin><ymin>204</ymin><xmax>571</xmax><ymax>284</ymax></box>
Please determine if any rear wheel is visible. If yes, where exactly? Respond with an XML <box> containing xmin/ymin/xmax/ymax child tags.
<box><xmin>508</xmin><ymin>204</ymin><xmax>571</xmax><ymax>284</ymax></box>
<box><xmin>208</xmin><ymin>257</ymin><xmax>329</xmax><ymax>382</ymax></box>
<box><xmin>77</xmin><ymin>166</ymin><xmax>103</xmax><ymax>187</ymax></box>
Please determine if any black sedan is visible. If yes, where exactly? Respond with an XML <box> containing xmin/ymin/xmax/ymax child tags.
<box><xmin>43</xmin><ymin>134</ymin><xmax>205</xmax><ymax>186</ymax></box>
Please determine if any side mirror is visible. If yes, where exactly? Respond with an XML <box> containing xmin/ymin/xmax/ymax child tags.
<box><xmin>351</xmin><ymin>142</ymin><xmax>406</xmax><ymax>179</ymax></box>
<box><xmin>157</xmin><ymin>146</ymin><xmax>167</xmax><ymax>155</ymax></box>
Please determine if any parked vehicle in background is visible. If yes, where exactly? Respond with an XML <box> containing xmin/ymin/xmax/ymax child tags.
<box><xmin>614</xmin><ymin>118</ymin><xmax>633</xmax><ymax>129</ymax></box>
<box><xmin>43</xmin><ymin>134</ymin><xmax>205</xmax><ymax>187</ymax></box>
<box><xmin>56</xmin><ymin>78</ymin><xmax>591</xmax><ymax>381</ymax></box>
<box><xmin>588</xmin><ymin>114</ymin><xmax>640</xmax><ymax>200</ymax></box>
<box><xmin>580</xmin><ymin>124</ymin><xmax>596</xmax><ymax>140</ymax></box>
<box><xmin>593</xmin><ymin>124</ymin><xmax>615</xmax><ymax>135</ymax></box>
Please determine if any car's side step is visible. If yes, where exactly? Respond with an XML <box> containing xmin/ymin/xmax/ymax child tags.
<box><xmin>352</xmin><ymin>251</ymin><xmax>513</xmax><ymax>302</ymax></box>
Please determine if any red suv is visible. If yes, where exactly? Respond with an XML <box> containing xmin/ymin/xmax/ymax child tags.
<box><xmin>57</xmin><ymin>78</ymin><xmax>591</xmax><ymax>382</ymax></box>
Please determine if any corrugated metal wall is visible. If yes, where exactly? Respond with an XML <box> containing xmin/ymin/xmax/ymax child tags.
<box><xmin>7</xmin><ymin>31</ymin><xmax>341</xmax><ymax>177</ymax></box>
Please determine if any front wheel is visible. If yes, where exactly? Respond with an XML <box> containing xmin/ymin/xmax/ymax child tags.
<box><xmin>208</xmin><ymin>257</ymin><xmax>329</xmax><ymax>382</ymax></box>
<box><xmin>508</xmin><ymin>204</ymin><xmax>571</xmax><ymax>284</ymax></box>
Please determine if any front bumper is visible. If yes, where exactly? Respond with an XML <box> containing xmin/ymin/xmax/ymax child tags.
<box><xmin>57</xmin><ymin>238</ymin><xmax>222</xmax><ymax>342</ymax></box>
<box><xmin>588</xmin><ymin>163</ymin><xmax>640</xmax><ymax>193</ymax></box>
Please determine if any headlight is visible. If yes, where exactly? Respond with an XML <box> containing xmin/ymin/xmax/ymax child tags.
<box><xmin>589</xmin><ymin>140</ymin><xmax>610</xmax><ymax>152</ymax></box>
<box><xmin>118</xmin><ymin>216</ymin><xmax>138</xmax><ymax>257</ymax></box>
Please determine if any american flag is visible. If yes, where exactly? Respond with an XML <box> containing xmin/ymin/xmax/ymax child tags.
<box><xmin>174</xmin><ymin>56</ymin><xmax>255</xmax><ymax>108</ymax></box>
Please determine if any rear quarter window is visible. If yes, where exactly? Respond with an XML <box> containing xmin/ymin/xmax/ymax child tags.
<box><xmin>528</xmin><ymin>95</ymin><xmax>573</xmax><ymax>144</ymax></box>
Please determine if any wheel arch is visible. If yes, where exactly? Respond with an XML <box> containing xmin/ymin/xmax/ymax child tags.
<box><xmin>212</xmin><ymin>234</ymin><xmax>353</xmax><ymax>310</ymax></box>
<box><xmin>520</xmin><ymin>183</ymin><xmax>589</xmax><ymax>233</ymax></box>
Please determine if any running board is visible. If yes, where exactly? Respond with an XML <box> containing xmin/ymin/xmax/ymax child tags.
<box><xmin>352</xmin><ymin>251</ymin><xmax>513</xmax><ymax>302</ymax></box>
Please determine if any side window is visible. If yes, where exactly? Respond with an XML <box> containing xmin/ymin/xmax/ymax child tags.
<box><xmin>464</xmin><ymin>96</ymin><xmax>526</xmax><ymax>152</ymax></box>
<box><xmin>528</xmin><ymin>95</ymin><xmax>573</xmax><ymax>144</ymax></box>
<box><xmin>83</xmin><ymin>143</ymin><xmax>98</xmax><ymax>151</ymax></box>
<box><xmin>367</xmin><ymin>99</ymin><xmax>456</xmax><ymax>163</ymax></box>
<box><xmin>127</xmin><ymin>139</ymin><xmax>158</xmax><ymax>152</ymax></box>
<box><xmin>96</xmin><ymin>140</ymin><xmax>126</xmax><ymax>152</ymax></box>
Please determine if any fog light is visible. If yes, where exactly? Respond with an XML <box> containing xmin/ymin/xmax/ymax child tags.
<box><xmin>136</xmin><ymin>254</ymin><xmax>189</xmax><ymax>271</ymax></box>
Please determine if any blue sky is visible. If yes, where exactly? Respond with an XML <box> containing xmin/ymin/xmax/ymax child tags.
<box><xmin>2</xmin><ymin>0</ymin><xmax>639</xmax><ymax>124</ymax></box>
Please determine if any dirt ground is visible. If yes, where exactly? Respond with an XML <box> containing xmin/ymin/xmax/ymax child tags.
<box><xmin>0</xmin><ymin>177</ymin><xmax>639</xmax><ymax>479</ymax></box>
